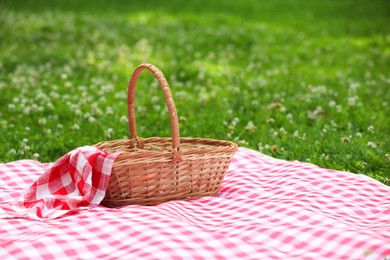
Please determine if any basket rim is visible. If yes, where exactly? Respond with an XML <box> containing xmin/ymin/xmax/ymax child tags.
<box><xmin>95</xmin><ymin>137</ymin><xmax>238</xmax><ymax>161</ymax></box>
<box><xmin>96</xmin><ymin>136</ymin><xmax>238</xmax><ymax>148</ymax></box>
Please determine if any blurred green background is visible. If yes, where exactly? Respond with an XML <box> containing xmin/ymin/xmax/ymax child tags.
<box><xmin>0</xmin><ymin>0</ymin><xmax>389</xmax><ymax>183</ymax></box>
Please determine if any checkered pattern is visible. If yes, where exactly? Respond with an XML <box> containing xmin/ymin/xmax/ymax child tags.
<box><xmin>1</xmin><ymin>147</ymin><xmax>389</xmax><ymax>259</ymax></box>
<box><xmin>0</xmin><ymin>146</ymin><xmax>119</xmax><ymax>220</ymax></box>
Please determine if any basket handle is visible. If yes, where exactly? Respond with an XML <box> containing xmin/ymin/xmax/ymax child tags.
<box><xmin>128</xmin><ymin>63</ymin><xmax>182</xmax><ymax>162</ymax></box>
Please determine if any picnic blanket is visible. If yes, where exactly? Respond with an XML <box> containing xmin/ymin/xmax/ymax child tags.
<box><xmin>1</xmin><ymin>147</ymin><xmax>389</xmax><ymax>259</ymax></box>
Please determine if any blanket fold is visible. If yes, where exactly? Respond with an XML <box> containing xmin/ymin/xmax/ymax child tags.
<box><xmin>0</xmin><ymin>146</ymin><xmax>120</xmax><ymax>220</ymax></box>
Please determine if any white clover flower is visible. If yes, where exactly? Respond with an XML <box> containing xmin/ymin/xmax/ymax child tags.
<box><xmin>88</xmin><ymin>116</ymin><xmax>96</xmax><ymax>123</ymax></box>
<box><xmin>328</xmin><ymin>100</ymin><xmax>336</xmax><ymax>107</ymax></box>
<box><xmin>268</xmin><ymin>102</ymin><xmax>283</xmax><ymax>110</ymax></box>
<box><xmin>355</xmin><ymin>132</ymin><xmax>362</xmax><ymax>138</ymax></box>
<box><xmin>341</xmin><ymin>136</ymin><xmax>351</xmax><ymax>143</ymax></box>
<box><xmin>293</xmin><ymin>130</ymin><xmax>299</xmax><ymax>139</ymax></box>
<box><xmin>102</xmin><ymin>84</ymin><xmax>114</xmax><ymax>94</ymax></box>
<box><xmin>12</xmin><ymin>97</ymin><xmax>20</xmax><ymax>103</ymax></box>
<box><xmin>266</xmin><ymin>117</ymin><xmax>275</xmax><ymax>124</ymax></box>
<box><xmin>50</xmin><ymin>91</ymin><xmax>60</xmax><ymax>100</ymax></box>
<box><xmin>279</xmin><ymin>127</ymin><xmax>287</xmax><ymax>135</ymax></box>
<box><xmin>245</xmin><ymin>121</ymin><xmax>257</xmax><ymax>132</ymax></box>
<box><xmin>310</xmin><ymin>85</ymin><xmax>328</xmax><ymax>95</ymax></box>
<box><xmin>308</xmin><ymin>106</ymin><xmax>324</xmax><ymax>120</ymax></box>
<box><xmin>238</xmin><ymin>139</ymin><xmax>249</xmax><ymax>145</ymax></box>
<box><xmin>114</xmin><ymin>92</ymin><xmax>127</xmax><ymax>99</ymax></box>
<box><xmin>348</xmin><ymin>96</ymin><xmax>358</xmax><ymax>107</ymax></box>
<box><xmin>0</xmin><ymin>120</ymin><xmax>6</xmax><ymax>127</ymax></box>
<box><xmin>9</xmin><ymin>149</ymin><xmax>16</xmax><ymax>155</ymax></box>
<box><xmin>91</xmin><ymin>103</ymin><xmax>103</xmax><ymax>116</ymax></box>
<box><xmin>71</xmin><ymin>124</ymin><xmax>80</xmax><ymax>130</ymax></box>
<box><xmin>95</xmin><ymin>108</ymin><xmax>103</xmax><ymax>116</ymax></box>
<box><xmin>74</xmin><ymin>109</ymin><xmax>82</xmax><ymax>117</ymax></box>
<box><xmin>367</xmin><ymin>125</ymin><xmax>374</xmax><ymax>133</ymax></box>
<box><xmin>104</xmin><ymin>128</ymin><xmax>114</xmax><ymax>139</ymax></box>
<box><xmin>36</xmin><ymin>91</ymin><xmax>48</xmax><ymax>102</ymax></box>
<box><xmin>8</xmin><ymin>103</ymin><xmax>16</xmax><ymax>111</ymax></box>
<box><xmin>78</xmin><ymin>85</ymin><xmax>87</xmax><ymax>92</ymax></box>
<box><xmin>367</xmin><ymin>142</ymin><xmax>377</xmax><ymax>149</ymax></box>
<box><xmin>99</xmin><ymin>96</ymin><xmax>106</xmax><ymax>103</ymax></box>
<box><xmin>151</xmin><ymin>96</ymin><xmax>159</xmax><ymax>104</ymax></box>
<box><xmin>47</xmin><ymin>102</ymin><xmax>55</xmax><ymax>110</ymax></box>
<box><xmin>33</xmin><ymin>153</ymin><xmax>40</xmax><ymax>160</ymax></box>
<box><xmin>320</xmin><ymin>153</ymin><xmax>330</xmax><ymax>161</ymax></box>
<box><xmin>31</xmin><ymin>104</ymin><xmax>38</xmax><ymax>112</ymax></box>
<box><xmin>120</xmin><ymin>115</ymin><xmax>128</xmax><ymax>124</ymax></box>
<box><xmin>106</xmin><ymin>107</ymin><xmax>114</xmax><ymax>115</ymax></box>
<box><xmin>65</xmin><ymin>81</ymin><xmax>73</xmax><ymax>88</ymax></box>
<box><xmin>137</xmin><ymin>106</ymin><xmax>147</xmax><ymax>114</ymax></box>
<box><xmin>349</xmin><ymin>82</ymin><xmax>360</xmax><ymax>94</ymax></box>
<box><xmin>38</xmin><ymin>118</ymin><xmax>47</xmax><ymax>125</ymax></box>
<box><xmin>286</xmin><ymin>113</ymin><xmax>293</xmax><ymax>122</ymax></box>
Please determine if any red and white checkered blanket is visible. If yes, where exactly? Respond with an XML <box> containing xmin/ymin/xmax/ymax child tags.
<box><xmin>1</xmin><ymin>147</ymin><xmax>389</xmax><ymax>259</ymax></box>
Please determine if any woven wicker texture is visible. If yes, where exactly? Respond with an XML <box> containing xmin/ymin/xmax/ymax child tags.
<box><xmin>95</xmin><ymin>63</ymin><xmax>238</xmax><ymax>207</ymax></box>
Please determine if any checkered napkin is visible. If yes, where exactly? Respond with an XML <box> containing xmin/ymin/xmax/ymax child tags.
<box><xmin>0</xmin><ymin>146</ymin><xmax>119</xmax><ymax>220</ymax></box>
<box><xmin>1</xmin><ymin>147</ymin><xmax>390</xmax><ymax>259</ymax></box>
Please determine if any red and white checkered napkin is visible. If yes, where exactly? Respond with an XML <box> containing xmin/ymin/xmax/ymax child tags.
<box><xmin>1</xmin><ymin>147</ymin><xmax>390</xmax><ymax>259</ymax></box>
<box><xmin>0</xmin><ymin>146</ymin><xmax>119</xmax><ymax>220</ymax></box>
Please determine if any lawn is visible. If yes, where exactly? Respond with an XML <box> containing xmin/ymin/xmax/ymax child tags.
<box><xmin>0</xmin><ymin>0</ymin><xmax>389</xmax><ymax>184</ymax></box>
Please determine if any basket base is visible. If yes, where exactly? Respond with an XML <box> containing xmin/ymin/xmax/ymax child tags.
<box><xmin>101</xmin><ymin>189</ymin><xmax>219</xmax><ymax>207</ymax></box>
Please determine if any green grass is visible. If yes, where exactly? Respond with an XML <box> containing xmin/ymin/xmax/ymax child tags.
<box><xmin>0</xmin><ymin>0</ymin><xmax>389</xmax><ymax>184</ymax></box>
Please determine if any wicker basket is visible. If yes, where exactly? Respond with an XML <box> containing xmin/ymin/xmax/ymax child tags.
<box><xmin>95</xmin><ymin>63</ymin><xmax>238</xmax><ymax>207</ymax></box>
